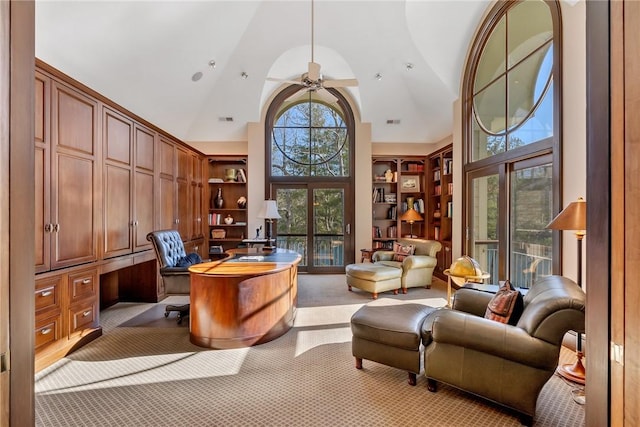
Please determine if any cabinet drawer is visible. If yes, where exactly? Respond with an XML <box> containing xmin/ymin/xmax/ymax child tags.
<box><xmin>35</xmin><ymin>276</ymin><xmax>62</xmax><ymax>313</ymax></box>
<box><xmin>68</xmin><ymin>269</ymin><xmax>98</xmax><ymax>304</ymax></box>
<box><xmin>35</xmin><ymin>313</ymin><xmax>62</xmax><ymax>350</ymax></box>
<box><xmin>68</xmin><ymin>301</ymin><xmax>98</xmax><ymax>336</ymax></box>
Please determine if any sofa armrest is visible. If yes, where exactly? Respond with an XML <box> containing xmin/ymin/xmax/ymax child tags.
<box><xmin>372</xmin><ymin>250</ymin><xmax>394</xmax><ymax>262</ymax></box>
<box><xmin>451</xmin><ymin>288</ymin><xmax>494</xmax><ymax>317</ymax></box>
<box><xmin>403</xmin><ymin>255</ymin><xmax>437</xmax><ymax>270</ymax></box>
<box><xmin>428</xmin><ymin>310</ymin><xmax>559</xmax><ymax>370</ymax></box>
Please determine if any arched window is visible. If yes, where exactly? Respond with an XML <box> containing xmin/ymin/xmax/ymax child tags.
<box><xmin>463</xmin><ymin>0</ymin><xmax>562</xmax><ymax>287</ymax></box>
<box><xmin>265</xmin><ymin>87</ymin><xmax>355</xmax><ymax>272</ymax></box>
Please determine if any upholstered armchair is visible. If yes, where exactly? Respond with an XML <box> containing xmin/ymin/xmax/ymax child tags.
<box><xmin>421</xmin><ymin>275</ymin><xmax>586</xmax><ymax>426</ymax></box>
<box><xmin>371</xmin><ymin>238</ymin><xmax>442</xmax><ymax>291</ymax></box>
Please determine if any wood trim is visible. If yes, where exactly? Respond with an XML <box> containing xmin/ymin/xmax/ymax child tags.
<box><xmin>585</xmin><ymin>0</ymin><xmax>612</xmax><ymax>425</ymax></box>
<box><xmin>9</xmin><ymin>1</ymin><xmax>36</xmax><ymax>425</ymax></box>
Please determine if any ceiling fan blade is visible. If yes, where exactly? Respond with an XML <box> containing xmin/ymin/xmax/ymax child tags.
<box><xmin>308</xmin><ymin>62</ymin><xmax>321</xmax><ymax>81</ymax></box>
<box><xmin>266</xmin><ymin>77</ymin><xmax>304</xmax><ymax>85</ymax></box>
<box><xmin>285</xmin><ymin>87</ymin><xmax>309</xmax><ymax>103</ymax></box>
<box><xmin>315</xmin><ymin>87</ymin><xmax>337</xmax><ymax>104</ymax></box>
<box><xmin>323</xmin><ymin>78</ymin><xmax>359</xmax><ymax>88</ymax></box>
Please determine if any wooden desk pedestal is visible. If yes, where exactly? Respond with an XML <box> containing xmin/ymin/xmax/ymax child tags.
<box><xmin>188</xmin><ymin>249</ymin><xmax>301</xmax><ymax>349</ymax></box>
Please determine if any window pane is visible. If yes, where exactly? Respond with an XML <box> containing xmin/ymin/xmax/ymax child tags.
<box><xmin>471</xmin><ymin>174</ymin><xmax>499</xmax><ymax>284</ymax></box>
<box><xmin>475</xmin><ymin>16</ymin><xmax>506</xmax><ymax>91</ymax></box>
<box><xmin>313</xmin><ymin>188</ymin><xmax>345</xmax><ymax>267</ymax></box>
<box><xmin>309</xmin><ymin>128</ymin><xmax>349</xmax><ymax>176</ymax></box>
<box><xmin>507</xmin><ymin>0</ymin><xmax>553</xmax><ymax>68</ymax></box>
<box><xmin>510</xmin><ymin>164</ymin><xmax>553</xmax><ymax>288</ymax></box>
<box><xmin>507</xmin><ymin>43</ymin><xmax>552</xmax><ymax>136</ymax></box>
<box><xmin>276</xmin><ymin>188</ymin><xmax>308</xmax><ymax>266</ymax></box>
<box><xmin>472</xmin><ymin>76</ymin><xmax>506</xmax><ymax>161</ymax></box>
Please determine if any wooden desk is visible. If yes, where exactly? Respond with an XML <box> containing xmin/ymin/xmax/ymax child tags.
<box><xmin>188</xmin><ymin>249</ymin><xmax>302</xmax><ymax>349</ymax></box>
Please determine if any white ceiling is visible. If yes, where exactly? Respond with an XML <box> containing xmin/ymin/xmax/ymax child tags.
<box><xmin>35</xmin><ymin>0</ymin><xmax>491</xmax><ymax>144</ymax></box>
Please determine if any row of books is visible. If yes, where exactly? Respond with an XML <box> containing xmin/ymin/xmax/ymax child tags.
<box><xmin>433</xmin><ymin>183</ymin><xmax>453</xmax><ymax>196</ymax></box>
<box><xmin>208</xmin><ymin>214</ymin><xmax>246</xmax><ymax>225</ymax></box>
<box><xmin>373</xmin><ymin>187</ymin><xmax>397</xmax><ymax>203</ymax></box>
<box><xmin>373</xmin><ymin>240</ymin><xmax>395</xmax><ymax>249</ymax></box>
<box><xmin>443</xmin><ymin>158</ymin><xmax>453</xmax><ymax>175</ymax></box>
<box><xmin>372</xmin><ymin>226</ymin><xmax>399</xmax><ymax>239</ymax></box>
<box><xmin>404</xmin><ymin>163</ymin><xmax>424</xmax><ymax>172</ymax></box>
<box><xmin>402</xmin><ymin>198</ymin><xmax>425</xmax><ymax>214</ymax></box>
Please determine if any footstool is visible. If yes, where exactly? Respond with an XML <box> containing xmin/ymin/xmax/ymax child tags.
<box><xmin>345</xmin><ymin>263</ymin><xmax>402</xmax><ymax>299</ymax></box>
<box><xmin>350</xmin><ymin>301</ymin><xmax>437</xmax><ymax>385</ymax></box>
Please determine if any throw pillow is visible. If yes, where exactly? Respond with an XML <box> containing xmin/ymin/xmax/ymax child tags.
<box><xmin>392</xmin><ymin>242</ymin><xmax>415</xmax><ymax>262</ymax></box>
<box><xmin>484</xmin><ymin>280</ymin><xmax>524</xmax><ymax>325</ymax></box>
<box><xmin>176</xmin><ymin>252</ymin><xmax>203</xmax><ymax>267</ymax></box>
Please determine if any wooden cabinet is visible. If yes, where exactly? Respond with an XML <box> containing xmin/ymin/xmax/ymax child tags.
<box><xmin>426</xmin><ymin>144</ymin><xmax>453</xmax><ymax>278</ymax></box>
<box><xmin>158</xmin><ymin>136</ymin><xmax>176</xmax><ymax>231</ymax></box>
<box><xmin>132</xmin><ymin>124</ymin><xmax>156</xmax><ymax>251</ymax></box>
<box><xmin>35</xmin><ymin>77</ymin><xmax>99</xmax><ymax>272</ymax></box>
<box><xmin>34</xmin><ymin>267</ymin><xmax>100</xmax><ymax>371</ymax></box>
<box><xmin>207</xmin><ymin>156</ymin><xmax>248</xmax><ymax>253</ymax></box>
<box><xmin>371</xmin><ymin>156</ymin><xmax>426</xmax><ymax>249</ymax></box>
<box><xmin>176</xmin><ymin>145</ymin><xmax>192</xmax><ymax>239</ymax></box>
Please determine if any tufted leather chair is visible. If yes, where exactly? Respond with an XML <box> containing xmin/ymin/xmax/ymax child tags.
<box><xmin>421</xmin><ymin>275</ymin><xmax>586</xmax><ymax>426</ymax></box>
<box><xmin>146</xmin><ymin>230</ymin><xmax>192</xmax><ymax>322</ymax></box>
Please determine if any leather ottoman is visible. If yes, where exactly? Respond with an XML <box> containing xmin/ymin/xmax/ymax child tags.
<box><xmin>350</xmin><ymin>301</ymin><xmax>437</xmax><ymax>385</ymax></box>
<box><xmin>345</xmin><ymin>263</ymin><xmax>402</xmax><ymax>299</ymax></box>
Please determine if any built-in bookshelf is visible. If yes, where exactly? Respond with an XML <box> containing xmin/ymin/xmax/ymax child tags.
<box><xmin>207</xmin><ymin>156</ymin><xmax>248</xmax><ymax>254</ymax></box>
<box><xmin>426</xmin><ymin>144</ymin><xmax>453</xmax><ymax>279</ymax></box>
<box><xmin>371</xmin><ymin>156</ymin><xmax>426</xmax><ymax>249</ymax></box>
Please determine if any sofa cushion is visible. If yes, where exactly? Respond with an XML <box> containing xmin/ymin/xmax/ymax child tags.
<box><xmin>392</xmin><ymin>242</ymin><xmax>415</xmax><ymax>262</ymax></box>
<box><xmin>484</xmin><ymin>280</ymin><xmax>523</xmax><ymax>325</ymax></box>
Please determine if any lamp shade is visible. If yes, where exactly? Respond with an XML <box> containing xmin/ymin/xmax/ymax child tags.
<box><xmin>546</xmin><ymin>197</ymin><xmax>586</xmax><ymax>233</ymax></box>
<box><xmin>257</xmin><ymin>200</ymin><xmax>281</xmax><ymax>220</ymax></box>
<box><xmin>400</xmin><ymin>208</ymin><xmax>423</xmax><ymax>223</ymax></box>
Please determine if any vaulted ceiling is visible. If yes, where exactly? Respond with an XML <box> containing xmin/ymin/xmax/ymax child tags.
<box><xmin>35</xmin><ymin>1</ymin><xmax>491</xmax><ymax>144</ymax></box>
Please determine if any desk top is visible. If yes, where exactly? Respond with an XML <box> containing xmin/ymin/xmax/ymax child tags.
<box><xmin>189</xmin><ymin>248</ymin><xmax>301</xmax><ymax>276</ymax></box>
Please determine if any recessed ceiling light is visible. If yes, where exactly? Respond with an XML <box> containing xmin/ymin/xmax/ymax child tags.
<box><xmin>405</xmin><ymin>63</ymin><xmax>414</xmax><ymax>71</ymax></box>
<box><xmin>240</xmin><ymin>72</ymin><xmax>248</xmax><ymax>80</ymax></box>
<box><xmin>208</xmin><ymin>60</ymin><xmax>216</xmax><ymax>69</ymax></box>
<box><xmin>191</xmin><ymin>71</ymin><xmax>203</xmax><ymax>82</ymax></box>
<box><xmin>375</xmin><ymin>73</ymin><xmax>383</xmax><ymax>81</ymax></box>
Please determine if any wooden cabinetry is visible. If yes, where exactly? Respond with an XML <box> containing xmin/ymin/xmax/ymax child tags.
<box><xmin>35</xmin><ymin>73</ymin><xmax>99</xmax><ymax>273</ymax></box>
<box><xmin>207</xmin><ymin>156</ymin><xmax>248</xmax><ymax>253</ymax></box>
<box><xmin>371</xmin><ymin>156</ymin><xmax>426</xmax><ymax>248</ymax></box>
<box><xmin>426</xmin><ymin>144</ymin><xmax>453</xmax><ymax>278</ymax></box>
<box><xmin>34</xmin><ymin>267</ymin><xmax>100</xmax><ymax>372</ymax></box>
<box><xmin>158</xmin><ymin>136</ymin><xmax>176</xmax><ymax>231</ymax></box>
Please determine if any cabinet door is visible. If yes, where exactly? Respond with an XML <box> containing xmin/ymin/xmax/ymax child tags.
<box><xmin>35</xmin><ymin>71</ymin><xmax>51</xmax><ymax>273</ymax></box>
<box><xmin>50</xmin><ymin>82</ymin><xmax>98</xmax><ymax>269</ymax></box>
<box><xmin>176</xmin><ymin>147</ymin><xmax>191</xmax><ymax>239</ymax></box>
<box><xmin>133</xmin><ymin>125</ymin><xmax>155</xmax><ymax>250</ymax></box>
<box><xmin>191</xmin><ymin>154</ymin><xmax>204</xmax><ymax>239</ymax></box>
<box><xmin>103</xmin><ymin>108</ymin><xmax>133</xmax><ymax>258</ymax></box>
<box><xmin>158</xmin><ymin>138</ymin><xmax>175</xmax><ymax>230</ymax></box>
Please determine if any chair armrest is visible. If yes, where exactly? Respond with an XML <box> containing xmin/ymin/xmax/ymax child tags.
<box><xmin>403</xmin><ymin>255</ymin><xmax>437</xmax><ymax>270</ymax></box>
<box><xmin>372</xmin><ymin>250</ymin><xmax>394</xmax><ymax>262</ymax></box>
<box><xmin>428</xmin><ymin>310</ymin><xmax>558</xmax><ymax>370</ymax></box>
<box><xmin>452</xmin><ymin>288</ymin><xmax>494</xmax><ymax>317</ymax></box>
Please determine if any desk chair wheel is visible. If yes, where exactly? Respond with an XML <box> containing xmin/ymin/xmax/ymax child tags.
<box><xmin>165</xmin><ymin>304</ymin><xmax>190</xmax><ymax>324</ymax></box>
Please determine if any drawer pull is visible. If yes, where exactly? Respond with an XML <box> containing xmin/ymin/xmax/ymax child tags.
<box><xmin>82</xmin><ymin>279</ymin><xmax>91</xmax><ymax>284</ymax></box>
<box><xmin>41</xmin><ymin>328</ymin><xmax>52</xmax><ymax>335</ymax></box>
<box><xmin>82</xmin><ymin>311</ymin><xmax>91</xmax><ymax>317</ymax></box>
<box><xmin>40</xmin><ymin>290</ymin><xmax>52</xmax><ymax>297</ymax></box>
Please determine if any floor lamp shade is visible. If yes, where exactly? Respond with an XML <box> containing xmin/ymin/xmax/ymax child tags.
<box><xmin>546</xmin><ymin>197</ymin><xmax>586</xmax><ymax>385</ymax></box>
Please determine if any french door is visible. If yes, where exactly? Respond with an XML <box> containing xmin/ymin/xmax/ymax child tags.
<box><xmin>273</xmin><ymin>183</ymin><xmax>354</xmax><ymax>273</ymax></box>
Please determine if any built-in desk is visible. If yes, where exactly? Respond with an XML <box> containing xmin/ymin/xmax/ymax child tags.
<box><xmin>188</xmin><ymin>249</ymin><xmax>302</xmax><ymax>349</ymax></box>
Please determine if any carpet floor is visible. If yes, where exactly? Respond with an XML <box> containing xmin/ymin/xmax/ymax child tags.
<box><xmin>35</xmin><ymin>274</ymin><xmax>585</xmax><ymax>426</ymax></box>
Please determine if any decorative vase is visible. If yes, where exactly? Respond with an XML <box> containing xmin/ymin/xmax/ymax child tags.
<box><xmin>224</xmin><ymin>215</ymin><xmax>234</xmax><ymax>225</ymax></box>
<box><xmin>214</xmin><ymin>188</ymin><xmax>224</xmax><ymax>209</ymax></box>
<box><xmin>406</xmin><ymin>197</ymin><xmax>415</xmax><ymax>210</ymax></box>
<box><xmin>224</xmin><ymin>168</ymin><xmax>237</xmax><ymax>182</ymax></box>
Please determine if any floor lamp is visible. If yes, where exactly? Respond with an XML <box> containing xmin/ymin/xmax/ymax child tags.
<box><xmin>546</xmin><ymin>197</ymin><xmax>586</xmax><ymax>385</ymax></box>
<box><xmin>400</xmin><ymin>203</ymin><xmax>423</xmax><ymax>238</ymax></box>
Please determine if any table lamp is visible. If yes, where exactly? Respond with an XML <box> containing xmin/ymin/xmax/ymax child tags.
<box><xmin>258</xmin><ymin>200</ymin><xmax>281</xmax><ymax>251</ymax></box>
<box><xmin>400</xmin><ymin>208</ymin><xmax>423</xmax><ymax>238</ymax></box>
<box><xmin>546</xmin><ymin>197</ymin><xmax>586</xmax><ymax>385</ymax></box>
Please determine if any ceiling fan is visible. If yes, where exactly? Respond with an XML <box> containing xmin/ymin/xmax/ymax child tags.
<box><xmin>266</xmin><ymin>0</ymin><xmax>358</xmax><ymax>102</ymax></box>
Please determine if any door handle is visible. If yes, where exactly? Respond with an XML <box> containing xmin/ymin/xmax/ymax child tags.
<box><xmin>346</xmin><ymin>223</ymin><xmax>351</xmax><ymax>235</ymax></box>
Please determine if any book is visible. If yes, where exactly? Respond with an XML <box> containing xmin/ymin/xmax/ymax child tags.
<box><xmin>238</xmin><ymin>168</ymin><xmax>247</xmax><ymax>183</ymax></box>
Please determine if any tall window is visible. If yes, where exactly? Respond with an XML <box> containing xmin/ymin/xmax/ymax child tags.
<box><xmin>265</xmin><ymin>88</ymin><xmax>355</xmax><ymax>272</ymax></box>
<box><xmin>463</xmin><ymin>0</ymin><xmax>561</xmax><ymax>288</ymax></box>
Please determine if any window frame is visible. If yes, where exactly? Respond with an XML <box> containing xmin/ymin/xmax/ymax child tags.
<box><xmin>462</xmin><ymin>0</ymin><xmax>563</xmax><ymax>281</ymax></box>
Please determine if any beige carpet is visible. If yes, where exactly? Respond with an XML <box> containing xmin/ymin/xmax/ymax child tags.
<box><xmin>35</xmin><ymin>274</ymin><xmax>585</xmax><ymax>426</ymax></box>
